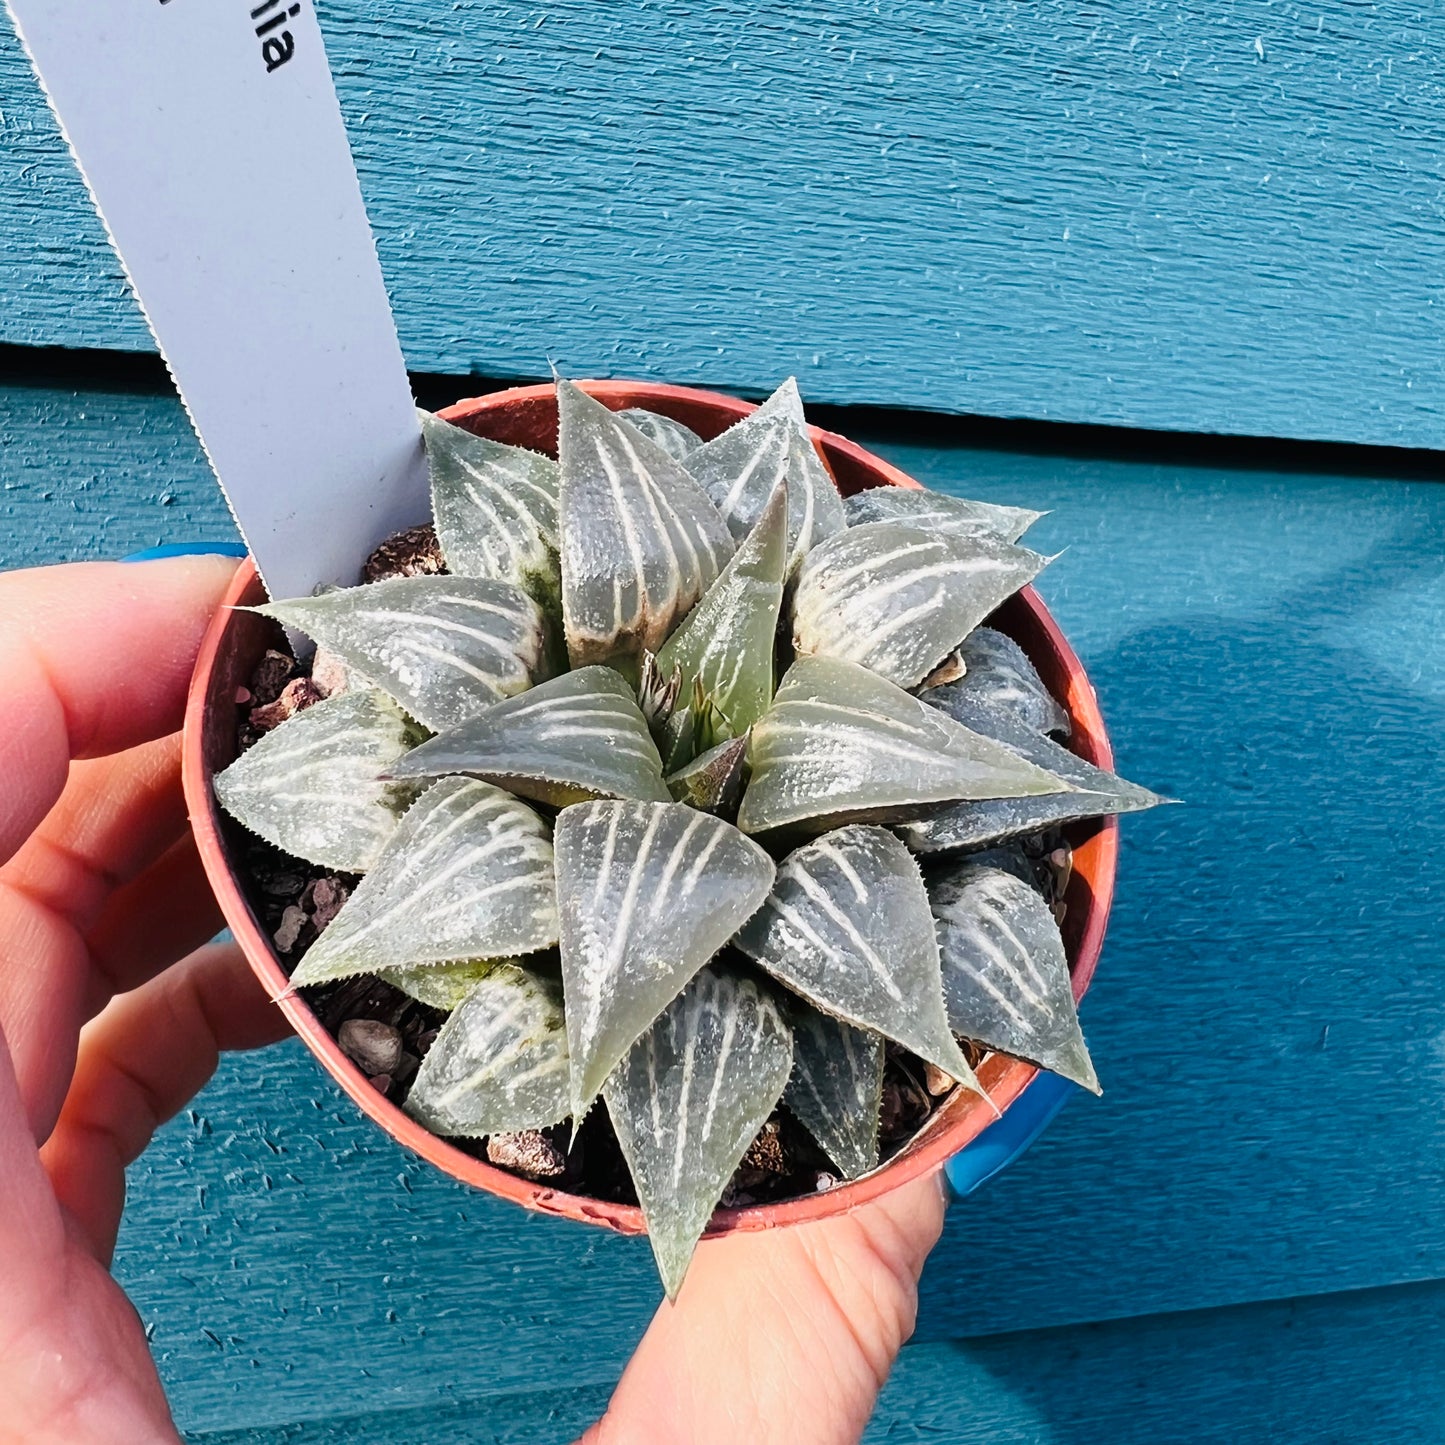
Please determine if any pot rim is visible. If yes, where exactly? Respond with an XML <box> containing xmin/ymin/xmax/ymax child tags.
<box><xmin>182</xmin><ymin>378</ymin><xmax>1118</xmax><ymax>1237</ymax></box>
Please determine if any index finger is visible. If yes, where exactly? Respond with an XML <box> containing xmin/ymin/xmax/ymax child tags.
<box><xmin>0</xmin><ymin>556</ymin><xmax>239</xmax><ymax>866</ymax></box>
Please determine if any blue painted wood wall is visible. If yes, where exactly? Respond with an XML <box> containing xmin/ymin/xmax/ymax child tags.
<box><xmin>3</xmin><ymin>1</ymin><xmax>1443</xmax><ymax>1438</ymax></box>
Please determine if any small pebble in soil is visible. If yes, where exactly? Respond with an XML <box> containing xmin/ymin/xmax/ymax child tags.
<box><xmin>301</xmin><ymin>876</ymin><xmax>349</xmax><ymax>931</ymax></box>
<box><xmin>251</xmin><ymin>676</ymin><xmax>324</xmax><ymax>732</ymax></box>
<box><xmin>249</xmin><ymin>649</ymin><xmax>298</xmax><ymax>706</ymax></box>
<box><xmin>339</xmin><ymin>1018</ymin><xmax>404</xmax><ymax>1076</ymax></box>
<box><xmin>815</xmin><ymin>1172</ymin><xmax>840</xmax><ymax>1193</ymax></box>
<box><xmin>310</xmin><ymin>646</ymin><xmax>353</xmax><ymax>698</ymax></box>
<box><xmin>923</xmin><ymin>1063</ymin><xmax>958</xmax><ymax>1098</ymax></box>
<box><xmin>362</xmin><ymin>524</ymin><xmax>447</xmax><ymax>582</ymax></box>
<box><xmin>273</xmin><ymin>905</ymin><xmax>308</xmax><ymax>955</ymax></box>
<box><xmin>486</xmin><ymin>1129</ymin><xmax>569</xmax><ymax>1180</ymax></box>
<box><xmin>368</xmin><ymin>1073</ymin><xmax>393</xmax><ymax>1098</ymax></box>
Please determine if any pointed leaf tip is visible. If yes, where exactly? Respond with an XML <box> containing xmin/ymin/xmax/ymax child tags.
<box><xmin>554</xmin><ymin>800</ymin><xmax>776</xmax><ymax>1119</ymax></box>
<box><xmin>406</xmin><ymin>963</ymin><xmax>571</xmax><ymax>1137</ymax></box>
<box><xmin>605</xmin><ymin>965</ymin><xmax>793</xmax><ymax>1298</ymax></box>
<box><xmin>738</xmin><ymin>655</ymin><xmax>1071</xmax><ymax>835</ymax></box>
<box><xmin>734</xmin><ymin>824</ymin><xmax>977</xmax><ymax>1088</ymax></box>
<box><xmin>290</xmin><ymin>777</ymin><xmax>559</xmax><ymax>988</ymax></box>
<box><xmin>556</xmin><ymin>380</ymin><xmax>734</xmax><ymax>674</ymax></box>
<box><xmin>655</xmin><ymin>480</ymin><xmax>788</xmax><ymax>737</ymax></box>
<box><xmin>214</xmin><ymin>690</ymin><xmax>417</xmax><ymax>873</ymax></box>
<box><xmin>844</xmin><ymin>485</ymin><xmax>1044</xmax><ymax>544</ymax></box>
<box><xmin>255</xmin><ymin>576</ymin><xmax>546</xmax><ymax>732</ymax></box>
<box><xmin>791</xmin><ymin>522</ymin><xmax>1050</xmax><ymax>690</ymax></box>
<box><xmin>390</xmin><ymin>665</ymin><xmax>671</xmax><ymax>806</ymax></box>
<box><xmin>930</xmin><ymin>863</ymin><xmax>1100</xmax><ymax>1094</ymax></box>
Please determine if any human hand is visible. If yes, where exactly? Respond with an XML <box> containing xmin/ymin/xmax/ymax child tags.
<box><xmin>0</xmin><ymin>558</ymin><xmax>287</xmax><ymax>1445</ymax></box>
<box><xmin>580</xmin><ymin>1168</ymin><xmax>948</xmax><ymax>1445</ymax></box>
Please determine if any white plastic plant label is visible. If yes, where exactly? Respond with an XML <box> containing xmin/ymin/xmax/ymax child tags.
<box><xmin>5</xmin><ymin>0</ymin><xmax>427</xmax><ymax>600</ymax></box>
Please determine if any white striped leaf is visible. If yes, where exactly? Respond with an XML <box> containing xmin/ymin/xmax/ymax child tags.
<box><xmin>665</xmin><ymin>734</ymin><xmax>749</xmax><ymax>817</ymax></box>
<box><xmin>738</xmin><ymin>656</ymin><xmax>1071</xmax><ymax>836</ymax></box>
<box><xmin>733</xmin><ymin>825</ymin><xmax>976</xmax><ymax>1087</ymax></box>
<box><xmin>930</xmin><ymin>863</ymin><xmax>1100</xmax><ymax>1094</ymax></box>
<box><xmin>553</xmin><ymin>800</ymin><xmax>776</xmax><ymax>1118</ymax></box>
<box><xmin>899</xmin><ymin>696</ymin><xmax>1168</xmax><ymax>854</ymax></box>
<box><xmin>405</xmin><ymin>963</ymin><xmax>571</xmax><ymax>1137</ymax></box>
<box><xmin>388</xmin><ymin>666</ymin><xmax>671</xmax><ymax>807</ymax></box>
<box><xmin>557</xmin><ymin>379</ymin><xmax>734</xmax><ymax>675</ymax></box>
<box><xmin>655</xmin><ymin>480</ymin><xmax>788</xmax><ymax>736</ymax></box>
<box><xmin>421</xmin><ymin>410</ymin><xmax>560</xmax><ymax>605</ymax></box>
<box><xmin>214</xmin><ymin>690</ymin><xmax>417</xmax><ymax>873</ymax></box>
<box><xmin>923</xmin><ymin>626</ymin><xmax>1070</xmax><ymax>737</ymax></box>
<box><xmin>377</xmin><ymin>957</ymin><xmax>502</xmax><ymax>1012</ymax></box>
<box><xmin>784</xmin><ymin>1007</ymin><xmax>884</xmax><ymax>1180</ymax></box>
<box><xmin>845</xmin><ymin>486</ymin><xmax>1043</xmax><ymax>544</ymax></box>
<box><xmin>615</xmin><ymin>407</ymin><xmax>703</xmax><ymax>460</ymax></box>
<box><xmin>291</xmin><ymin>778</ymin><xmax>559</xmax><ymax>987</ymax></box>
<box><xmin>791</xmin><ymin>521</ymin><xmax>1051</xmax><ymax>690</ymax></box>
<box><xmin>604</xmin><ymin>965</ymin><xmax>793</xmax><ymax>1298</ymax></box>
<box><xmin>684</xmin><ymin>377</ymin><xmax>845</xmax><ymax>574</ymax></box>
<box><xmin>256</xmin><ymin>576</ymin><xmax>547</xmax><ymax>732</ymax></box>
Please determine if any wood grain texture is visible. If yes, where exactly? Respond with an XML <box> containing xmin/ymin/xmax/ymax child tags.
<box><xmin>2</xmin><ymin>3</ymin><xmax>1444</xmax><ymax>446</ymax></box>
<box><xmin>5</xmin><ymin>376</ymin><xmax>1445</xmax><ymax>1434</ymax></box>
<box><xmin>180</xmin><ymin>1279</ymin><xmax>1445</xmax><ymax>1442</ymax></box>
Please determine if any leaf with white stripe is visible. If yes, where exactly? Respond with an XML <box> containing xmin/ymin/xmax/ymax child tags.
<box><xmin>557</xmin><ymin>380</ymin><xmax>734</xmax><ymax>675</ymax></box>
<box><xmin>377</xmin><ymin>957</ymin><xmax>501</xmax><ymax>1013</ymax></box>
<box><xmin>615</xmin><ymin>407</ymin><xmax>704</xmax><ymax>460</ymax></box>
<box><xmin>899</xmin><ymin>695</ymin><xmax>1169</xmax><ymax>854</ymax></box>
<box><xmin>784</xmin><ymin>1007</ymin><xmax>884</xmax><ymax>1180</ymax></box>
<box><xmin>922</xmin><ymin>626</ymin><xmax>1070</xmax><ymax>737</ymax></box>
<box><xmin>845</xmin><ymin>486</ymin><xmax>1043</xmax><ymax>544</ymax></box>
<box><xmin>291</xmin><ymin>778</ymin><xmax>558</xmax><ymax>987</ymax></box>
<box><xmin>405</xmin><ymin>963</ymin><xmax>571</xmax><ymax>1137</ymax></box>
<box><xmin>930</xmin><ymin>863</ymin><xmax>1100</xmax><ymax>1093</ymax></box>
<box><xmin>422</xmin><ymin>410</ymin><xmax>560</xmax><ymax>605</ymax></box>
<box><xmin>604</xmin><ymin>964</ymin><xmax>793</xmax><ymax>1298</ymax></box>
<box><xmin>791</xmin><ymin>522</ymin><xmax>1050</xmax><ymax>690</ymax></box>
<box><xmin>733</xmin><ymin>825</ymin><xmax>976</xmax><ymax>1088</ymax></box>
<box><xmin>684</xmin><ymin>378</ymin><xmax>845</xmax><ymax>574</ymax></box>
<box><xmin>738</xmin><ymin>656</ymin><xmax>1071</xmax><ymax>836</ymax></box>
<box><xmin>655</xmin><ymin>480</ymin><xmax>788</xmax><ymax>736</ymax></box>
<box><xmin>256</xmin><ymin>576</ymin><xmax>546</xmax><ymax>732</ymax></box>
<box><xmin>214</xmin><ymin>690</ymin><xmax>417</xmax><ymax>872</ymax></box>
<box><xmin>388</xmin><ymin>666</ymin><xmax>671</xmax><ymax>807</ymax></box>
<box><xmin>554</xmin><ymin>800</ymin><xmax>775</xmax><ymax>1118</ymax></box>
<box><xmin>665</xmin><ymin>734</ymin><xmax>749</xmax><ymax>817</ymax></box>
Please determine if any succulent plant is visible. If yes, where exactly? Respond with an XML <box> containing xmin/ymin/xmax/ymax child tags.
<box><xmin>215</xmin><ymin>378</ymin><xmax>1167</xmax><ymax>1296</ymax></box>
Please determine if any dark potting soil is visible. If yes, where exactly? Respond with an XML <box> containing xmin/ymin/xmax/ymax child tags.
<box><xmin>222</xmin><ymin>524</ymin><xmax>1073</xmax><ymax>1207</ymax></box>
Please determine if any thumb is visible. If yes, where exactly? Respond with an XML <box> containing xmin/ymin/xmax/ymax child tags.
<box><xmin>582</xmin><ymin>1168</ymin><xmax>948</xmax><ymax>1445</ymax></box>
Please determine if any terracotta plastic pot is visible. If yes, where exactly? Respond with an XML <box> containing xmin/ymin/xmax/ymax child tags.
<box><xmin>182</xmin><ymin>380</ymin><xmax>1118</xmax><ymax>1237</ymax></box>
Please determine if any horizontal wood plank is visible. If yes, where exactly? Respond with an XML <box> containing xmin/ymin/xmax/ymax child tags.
<box><xmin>3</xmin><ymin>377</ymin><xmax>1444</xmax><ymax>1433</ymax></box>
<box><xmin>2</xmin><ymin>2</ymin><xmax>1443</xmax><ymax>446</ymax></box>
<box><xmin>183</xmin><ymin>1278</ymin><xmax>1445</xmax><ymax>1442</ymax></box>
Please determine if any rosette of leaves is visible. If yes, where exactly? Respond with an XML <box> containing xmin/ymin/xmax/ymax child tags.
<box><xmin>214</xmin><ymin>378</ymin><xmax>1167</xmax><ymax>1297</ymax></box>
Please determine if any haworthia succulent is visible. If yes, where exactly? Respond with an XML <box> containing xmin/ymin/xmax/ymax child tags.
<box><xmin>655</xmin><ymin>481</ymin><xmax>788</xmax><ymax>736</ymax></box>
<box><xmin>614</xmin><ymin>407</ymin><xmax>704</xmax><ymax>460</ymax></box>
<box><xmin>604</xmin><ymin>965</ymin><xmax>793</xmax><ymax>1298</ymax></box>
<box><xmin>844</xmin><ymin>486</ymin><xmax>1043</xmax><ymax>545</ymax></box>
<box><xmin>377</xmin><ymin>957</ymin><xmax>501</xmax><ymax>1012</ymax></box>
<box><xmin>738</xmin><ymin>655</ymin><xmax>1071</xmax><ymax>835</ymax></box>
<box><xmin>923</xmin><ymin>626</ymin><xmax>1071</xmax><ymax>738</ymax></box>
<box><xmin>553</xmin><ymin>800</ymin><xmax>776</xmax><ymax>1118</ymax></box>
<box><xmin>899</xmin><ymin>695</ymin><xmax>1168</xmax><ymax>853</ymax></box>
<box><xmin>388</xmin><ymin>666</ymin><xmax>671</xmax><ymax>807</ymax></box>
<box><xmin>214</xmin><ymin>690</ymin><xmax>417</xmax><ymax>873</ymax></box>
<box><xmin>421</xmin><ymin>410</ymin><xmax>560</xmax><ymax>603</ymax></box>
<box><xmin>405</xmin><ymin>963</ymin><xmax>571</xmax><ymax>1137</ymax></box>
<box><xmin>684</xmin><ymin>378</ymin><xmax>846</xmax><ymax>574</ymax></box>
<box><xmin>930</xmin><ymin>863</ymin><xmax>1100</xmax><ymax>1094</ymax></box>
<box><xmin>734</xmin><ymin>825</ymin><xmax>976</xmax><ymax>1088</ymax></box>
<box><xmin>784</xmin><ymin>1007</ymin><xmax>884</xmax><ymax>1180</ymax></box>
<box><xmin>290</xmin><ymin>778</ymin><xmax>559</xmax><ymax>987</ymax></box>
<box><xmin>665</xmin><ymin>734</ymin><xmax>749</xmax><ymax>817</ymax></box>
<box><xmin>556</xmin><ymin>380</ymin><xmax>734</xmax><ymax>675</ymax></box>
<box><xmin>255</xmin><ymin>576</ymin><xmax>547</xmax><ymax>732</ymax></box>
<box><xmin>791</xmin><ymin>522</ymin><xmax>1051</xmax><ymax>690</ymax></box>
